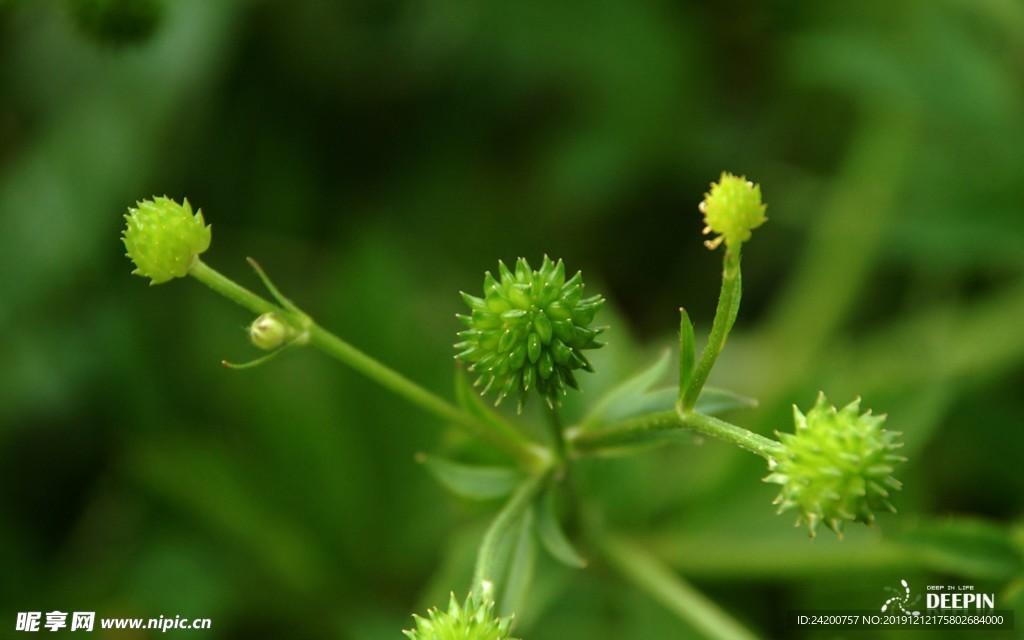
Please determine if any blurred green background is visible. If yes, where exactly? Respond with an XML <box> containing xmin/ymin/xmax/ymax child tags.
<box><xmin>2</xmin><ymin>0</ymin><xmax>1023</xmax><ymax>638</ymax></box>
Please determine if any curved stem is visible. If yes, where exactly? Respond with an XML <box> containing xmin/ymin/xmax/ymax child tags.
<box><xmin>681</xmin><ymin>249</ymin><xmax>742</xmax><ymax>411</ymax></box>
<box><xmin>188</xmin><ymin>259</ymin><xmax>549</xmax><ymax>469</ymax></box>
<box><xmin>568</xmin><ymin>409</ymin><xmax>780</xmax><ymax>461</ymax></box>
<box><xmin>598</xmin><ymin>533</ymin><xmax>760</xmax><ymax>640</ymax></box>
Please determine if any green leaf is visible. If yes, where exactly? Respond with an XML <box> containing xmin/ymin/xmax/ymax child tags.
<box><xmin>473</xmin><ymin>475</ymin><xmax>545</xmax><ymax>603</ymax></box>
<box><xmin>896</xmin><ymin>518</ymin><xmax>1024</xmax><ymax>581</ymax></box>
<box><xmin>418</xmin><ymin>454</ymin><xmax>523</xmax><ymax>500</ymax></box>
<box><xmin>535</xmin><ymin>488</ymin><xmax>587</xmax><ymax>568</ymax></box>
<box><xmin>693</xmin><ymin>387</ymin><xmax>758</xmax><ymax>416</ymax></box>
<box><xmin>678</xmin><ymin>308</ymin><xmax>695</xmax><ymax>405</ymax></box>
<box><xmin>579</xmin><ymin>350</ymin><xmax>671</xmax><ymax>430</ymax></box>
<box><xmin>579</xmin><ymin>428</ymin><xmax>702</xmax><ymax>458</ymax></box>
<box><xmin>499</xmin><ymin>507</ymin><xmax>537</xmax><ymax>617</ymax></box>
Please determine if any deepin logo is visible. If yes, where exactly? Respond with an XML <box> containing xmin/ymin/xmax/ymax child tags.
<box><xmin>881</xmin><ymin>579</ymin><xmax>921</xmax><ymax>615</ymax></box>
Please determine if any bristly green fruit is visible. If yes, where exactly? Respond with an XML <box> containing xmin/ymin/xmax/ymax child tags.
<box><xmin>122</xmin><ymin>196</ymin><xmax>211</xmax><ymax>285</ymax></box>
<box><xmin>404</xmin><ymin>592</ymin><xmax>518</xmax><ymax>640</ymax></box>
<box><xmin>764</xmin><ymin>392</ymin><xmax>906</xmax><ymax>538</ymax></box>
<box><xmin>456</xmin><ymin>256</ymin><xmax>605</xmax><ymax>411</ymax></box>
<box><xmin>699</xmin><ymin>172</ymin><xmax>767</xmax><ymax>250</ymax></box>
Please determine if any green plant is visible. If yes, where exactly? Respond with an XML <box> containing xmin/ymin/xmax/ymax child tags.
<box><xmin>122</xmin><ymin>173</ymin><xmax>906</xmax><ymax>639</ymax></box>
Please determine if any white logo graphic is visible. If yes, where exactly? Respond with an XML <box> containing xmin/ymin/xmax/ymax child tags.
<box><xmin>881</xmin><ymin>579</ymin><xmax>921</xmax><ymax>615</ymax></box>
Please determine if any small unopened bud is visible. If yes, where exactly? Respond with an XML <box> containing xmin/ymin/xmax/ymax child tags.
<box><xmin>249</xmin><ymin>313</ymin><xmax>294</xmax><ymax>350</ymax></box>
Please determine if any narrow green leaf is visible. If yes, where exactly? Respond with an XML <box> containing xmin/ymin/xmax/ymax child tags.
<box><xmin>693</xmin><ymin>387</ymin><xmax>758</xmax><ymax>416</ymax></box>
<box><xmin>579</xmin><ymin>350</ymin><xmax>671</xmax><ymax>430</ymax></box>
<box><xmin>678</xmin><ymin>307</ymin><xmax>695</xmax><ymax>406</ymax></box>
<box><xmin>498</xmin><ymin>507</ymin><xmax>537</xmax><ymax>617</ymax></box>
<box><xmin>417</xmin><ymin>454</ymin><xmax>522</xmax><ymax>500</ymax></box>
<box><xmin>897</xmin><ymin>518</ymin><xmax>1024</xmax><ymax>581</ymax></box>
<box><xmin>473</xmin><ymin>475</ymin><xmax>545</xmax><ymax>601</ymax></box>
<box><xmin>535</xmin><ymin>488</ymin><xmax>587</xmax><ymax>568</ymax></box>
<box><xmin>581</xmin><ymin>429</ymin><xmax>702</xmax><ymax>458</ymax></box>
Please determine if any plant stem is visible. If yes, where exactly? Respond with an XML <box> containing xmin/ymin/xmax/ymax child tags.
<box><xmin>472</xmin><ymin>473</ymin><xmax>546</xmax><ymax>600</ymax></box>
<box><xmin>678</xmin><ymin>411</ymin><xmax>780</xmax><ymax>459</ymax></box>
<box><xmin>598</xmin><ymin>533</ymin><xmax>760</xmax><ymax>640</ymax></box>
<box><xmin>681</xmin><ymin>249</ymin><xmax>742</xmax><ymax>411</ymax></box>
<box><xmin>568</xmin><ymin>409</ymin><xmax>780</xmax><ymax>460</ymax></box>
<box><xmin>545</xmin><ymin>406</ymin><xmax>567</xmax><ymax>465</ymax></box>
<box><xmin>189</xmin><ymin>259</ymin><xmax>280</xmax><ymax>316</ymax></box>
<box><xmin>188</xmin><ymin>258</ymin><xmax>548</xmax><ymax>469</ymax></box>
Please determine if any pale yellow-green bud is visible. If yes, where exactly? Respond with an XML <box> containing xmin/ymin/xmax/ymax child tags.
<box><xmin>249</xmin><ymin>313</ymin><xmax>293</xmax><ymax>350</ymax></box>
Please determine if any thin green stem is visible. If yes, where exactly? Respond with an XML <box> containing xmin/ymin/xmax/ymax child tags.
<box><xmin>681</xmin><ymin>249</ymin><xmax>742</xmax><ymax>411</ymax></box>
<box><xmin>189</xmin><ymin>259</ymin><xmax>280</xmax><ymax>317</ymax></box>
<box><xmin>188</xmin><ymin>258</ymin><xmax>548</xmax><ymax>469</ymax></box>
<box><xmin>472</xmin><ymin>473</ymin><xmax>547</xmax><ymax>600</ymax></box>
<box><xmin>307</xmin><ymin>324</ymin><xmax>544</xmax><ymax>467</ymax></box>
<box><xmin>568</xmin><ymin>410</ymin><xmax>681</xmax><ymax>456</ymax></box>
<box><xmin>545</xmin><ymin>406</ymin><xmax>567</xmax><ymax>465</ymax></box>
<box><xmin>569</xmin><ymin>409</ymin><xmax>780</xmax><ymax>460</ymax></box>
<box><xmin>678</xmin><ymin>411</ymin><xmax>780</xmax><ymax>459</ymax></box>
<box><xmin>598</xmin><ymin>533</ymin><xmax>760</xmax><ymax>640</ymax></box>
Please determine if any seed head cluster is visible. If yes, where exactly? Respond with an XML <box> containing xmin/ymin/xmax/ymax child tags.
<box><xmin>456</xmin><ymin>257</ymin><xmax>605</xmax><ymax>411</ymax></box>
<box><xmin>765</xmin><ymin>392</ymin><xmax>906</xmax><ymax>537</ymax></box>
<box><xmin>404</xmin><ymin>592</ymin><xmax>517</xmax><ymax>640</ymax></box>
<box><xmin>122</xmin><ymin>196</ymin><xmax>210</xmax><ymax>285</ymax></box>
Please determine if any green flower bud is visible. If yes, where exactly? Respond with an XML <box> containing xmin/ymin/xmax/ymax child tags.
<box><xmin>699</xmin><ymin>172</ymin><xmax>767</xmax><ymax>250</ymax></box>
<box><xmin>765</xmin><ymin>392</ymin><xmax>906</xmax><ymax>538</ymax></box>
<box><xmin>404</xmin><ymin>592</ymin><xmax>518</xmax><ymax>640</ymax></box>
<box><xmin>122</xmin><ymin>196</ymin><xmax>211</xmax><ymax>285</ymax></box>
<box><xmin>249</xmin><ymin>313</ymin><xmax>293</xmax><ymax>351</ymax></box>
<box><xmin>455</xmin><ymin>257</ymin><xmax>605</xmax><ymax>410</ymax></box>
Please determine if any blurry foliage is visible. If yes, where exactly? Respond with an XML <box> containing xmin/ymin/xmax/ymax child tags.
<box><xmin>1</xmin><ymin>0</ymin><xmax>1023</xmax><ymax>638</ymax></box>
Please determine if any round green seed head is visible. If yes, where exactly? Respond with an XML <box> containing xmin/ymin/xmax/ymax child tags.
<box><xmin>764</xmin><ymin>392</ymin><xmax>906</xmax><ymax>538</ymax></box>
<box><xmin>455</xmin><ymin>256</ymin><xmax>606</xmax><ymax>411</ymax></box>
<box><xmin>404</xmin><ymin>592</ymin><xmax>518</xmax><ymax>640</ymax></box>
<box><xmin>699</xmin><ymin>172</ymin><xmax>767</xmax><ymax>250</ymax></box>
<box><xmin>122</xmin><ymin>196</ymin><xmax>211</xmax><ymax>285</ymax></box>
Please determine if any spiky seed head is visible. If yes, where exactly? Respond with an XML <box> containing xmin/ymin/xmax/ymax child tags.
<box><xmin>122</xmin><ymin>196</ymin><xmax>211</xmax><ymax>285</ymax></box>
<box><xmin>455</xmin><ymin>256</ymin><xmax>605</xmax><ymax>411</ymax></box>
<box><xmin>764</xmin><ymin>392</ymin><xmax>906</xmax><ymax>538</ymax></box>
<box><xmin>404</xmin><ymin>592</ymin><xmax>518</xmax><ymax>640</ymax></box>
<box><xmin>699</xmin><ymin>172</ymin><xmax>767</xmax><ymax>250</ymax></box>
